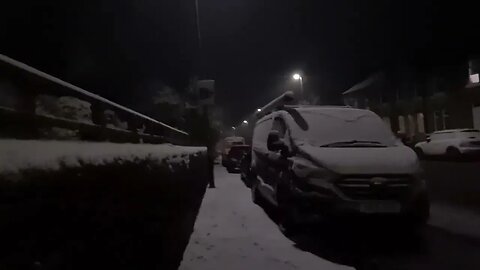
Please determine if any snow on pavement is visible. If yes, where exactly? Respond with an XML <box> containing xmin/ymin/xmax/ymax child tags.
<box><xmin>430</xmin><ymin>202</ymin><xmax>480</xmax><ymax>240</ymax></box>
<box><xmin>179</xmin><ymin>166</ymin><xmax>352</xmax><ymax>270</ymax></box>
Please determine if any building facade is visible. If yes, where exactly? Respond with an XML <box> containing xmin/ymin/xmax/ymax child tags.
<box><xmin>343</xmin><ymin>61</ymin><xmax>480</xmax><ymax>143</ymax></box>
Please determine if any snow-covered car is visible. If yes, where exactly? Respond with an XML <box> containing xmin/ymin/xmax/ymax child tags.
<box><xmin>414</xmin><ymin>129</ymin><xmax>480</xmax><ymax>158</ymax></box>
<box><xmin>224</xmin><ymin>145</ymin><xmax>250</xmax><ymax>173</ymax></box>
<box><xmin>221</xmin><ymin>136</ymin><xmax>246</xmax><ymax>166</ymax></box>
<box><xmin>250</xmin><ymin>106</ymin><xmax>429</xmax><ymax>232</ymax></box>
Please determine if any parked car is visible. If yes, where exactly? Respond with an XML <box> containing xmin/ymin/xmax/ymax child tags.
<box><xmin>224</xmin><ymin>145</ymin><xmax>250</xmax><ymax>173</ymax></box>
<box><xmin>414</xmin><ymin>129</ymin><xmax>480</xmax><ymax>158</ymax></box>
<box><xmin>250</xmin><ymin>106</ymin><xmax>429</xmax><ymax>232</ymax></box>
<box><xmin>221</xmin><ymin>136</ymin><xmax>246</xmax><ymax>167</ymax></box>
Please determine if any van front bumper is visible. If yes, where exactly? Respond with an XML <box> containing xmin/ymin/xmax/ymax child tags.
<box><xmin>291</xmin><ymin>177</ymin><xmax>427</xmax><ymax>216</ymax></box>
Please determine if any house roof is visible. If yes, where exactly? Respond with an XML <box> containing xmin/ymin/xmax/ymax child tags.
<box><xmin>342</xmin><ymin>72</ymin><xmax>384</xmax><ymax>95</ymax></box>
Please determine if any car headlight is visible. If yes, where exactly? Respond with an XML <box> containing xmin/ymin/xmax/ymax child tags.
<box><xmin>291</xmin><ymin>158</ymin><xmax>335</xmax><ymax>180</ymax></box>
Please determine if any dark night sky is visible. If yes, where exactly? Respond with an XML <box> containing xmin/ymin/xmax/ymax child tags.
<box><xmin>1</xmin><ymin>0</ymin><xmax>478</xmax><ymax>125</ymax></box>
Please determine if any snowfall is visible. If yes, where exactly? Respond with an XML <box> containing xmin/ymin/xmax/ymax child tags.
<box><xmin>179</xmin><ymin>166</ymin><xmax>352</xmax><ymax>270</ymax></box>
<box><xmin>0</xmin><ymin>139</ymin><xmax>205</xmax><ymax>174</ymax></box>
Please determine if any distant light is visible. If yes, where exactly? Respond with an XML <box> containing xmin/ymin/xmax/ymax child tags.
<box><xmin>293</xmin><ymin>74</ymin><xmax>301</xmax><ymax>80</ymax></box>
<box><xmin>232</xmin><ymin>127</ymin><xmax>236</xmax><ymax>130</ymax></box>
<box><xmin>257</xmin><ymin>108</ymin><xmax>262</xmax><ymax>112</ymax></box>
<box><xmin>470</xmin><ymin>74</ymin><xmax>479</xmax><ymax>84</ymax></box>
<box><xmin>243</xmin><ymin>120</ymin><xmax>248</xmax><ymax>124</ymax></box>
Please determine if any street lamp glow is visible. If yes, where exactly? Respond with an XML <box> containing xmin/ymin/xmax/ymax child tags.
<box><xmin>293</xmin><ymin>73</ymin><xmax>302</xmax><ymax>80</ymax></box>
<box><xmin>232</xmin><ymin>126</ymin><xmax>236</xmax><ymax>130</ymax></box>
<box><xmin>257</xmin><ymin>108</ymin><xmax>262</xmax><ymax>112</ymax></box>
<box><xmin>243</xmin><ymin>120</ymin><xmax>248</xmax><ymax>125</ymax></box>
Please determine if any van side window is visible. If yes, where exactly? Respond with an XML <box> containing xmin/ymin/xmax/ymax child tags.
<box><xmin>272</xmin><ymin>118</ymin><xmax>287</xmax><ymax>138</ymax></box>
<box><xmin>252</xmin><ymin>118</ymin><xmax>273</xmax><ymax>149</ymax></box>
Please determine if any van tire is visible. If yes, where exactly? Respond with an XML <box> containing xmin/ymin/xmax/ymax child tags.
<box><xmin>276</xmin><ymin>172</ymin><xmax>301</xmax><ymax>236</ymax></box>
<box><xmin>278</xmin><ymin>203</ymin><xmax>301</xmax><ymax>236</ymax></box>
<box><xmin>406</xmin><ymin>193</ymin><xmax>430</xmax><ymax>226</ymax></box>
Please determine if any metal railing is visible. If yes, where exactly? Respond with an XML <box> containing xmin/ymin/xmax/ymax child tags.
<box><xmin>0</xmin><ymin>54</ymin><xmax>189</xmax><ymax>145</ymax></box>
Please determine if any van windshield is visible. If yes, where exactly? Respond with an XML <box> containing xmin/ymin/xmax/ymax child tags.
<box><xmin>288</xmin><ymin>110</ymin><xmax>397</xmax><ymax>147</ymax></box>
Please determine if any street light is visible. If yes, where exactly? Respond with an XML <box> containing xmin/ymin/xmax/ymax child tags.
<box><xmin>232</xmin><ymin>126</ymin><xmax>236</xmax><ymax>130</ymax></box>
<box><xmin>257</xmin><ymin>108</ymin><xmax>262</xmax><ymax>112</ymax></box>
<box><xmin>243</xmin><ymin>120</ymin><xmax>248</xmax><ymax>125</ymax></box>
<box><xmin>293</xmin><ymin>73</ymin><xmax>304</xmax><ymax>102</ymax></box>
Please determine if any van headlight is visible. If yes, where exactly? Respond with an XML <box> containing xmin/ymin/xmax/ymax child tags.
<box><xmin>291</xmin><ymin>159</ymin><xmax>336</xmax><ymax>181</ymax></box>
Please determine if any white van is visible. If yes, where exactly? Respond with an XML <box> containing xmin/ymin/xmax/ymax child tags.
<box><xmin>250</xmin><ymin>106</ymin><xmax>429</xmax><ymax>231</ymax></box>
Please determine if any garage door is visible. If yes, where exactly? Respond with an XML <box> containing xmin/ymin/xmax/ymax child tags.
<box><xmin>473</xmin><ymin>106</ymin><xmax>480</xmax><ymax>129</ymax></box>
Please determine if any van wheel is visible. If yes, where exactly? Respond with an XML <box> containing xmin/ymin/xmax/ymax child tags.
<box><xmin>276</xmin><ymin>172</ymin><xmax>301</xmax><ymax>236</ymax></box>
<box><xmin>278</xmin><ymin>203</ymin><xmax>302</xmax><ymax>236</ymax></box>
<box><xmin>414</xmin><ymin>147</ymin><xmax>425</xmax><ymax>159</ymax></box>
<box><xmin>446</xmin><ymin>147</ymin><xmax>461</xmax><ymax>159</ymax></box>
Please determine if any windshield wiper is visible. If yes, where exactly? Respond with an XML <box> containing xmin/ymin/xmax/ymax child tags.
<box><xmin>320</xmin><ymin>140</ymin><xmax>386</xmax><ymax>147</ymax></box>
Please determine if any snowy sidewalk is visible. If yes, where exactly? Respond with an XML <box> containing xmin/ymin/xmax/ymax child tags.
<box><xmin>179</xmin><ymin>166</ymin><xmax>351</xmax><ymax>270</ymax></box>
<box><xmin>430</xmin><ymin>202</ymin><xmax>480</xmax><ymax>240</ymax></box>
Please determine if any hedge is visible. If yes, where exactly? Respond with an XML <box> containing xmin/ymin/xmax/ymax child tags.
<box><xmin>0</xmin><ymin>149</ymin><xmax>208</xmax><ymax>270</ymax></box>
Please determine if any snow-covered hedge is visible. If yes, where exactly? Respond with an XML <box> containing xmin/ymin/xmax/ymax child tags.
<box><xmin>0</xmin><ymin>140</ymin><xmax>208</xmax><ymax>270</ymax></box>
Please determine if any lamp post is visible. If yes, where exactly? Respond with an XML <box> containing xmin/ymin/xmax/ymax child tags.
<box><xmin>293</xmin><ymin>73</ymin><xmax>304</xmax><ymax>102</ymax></box>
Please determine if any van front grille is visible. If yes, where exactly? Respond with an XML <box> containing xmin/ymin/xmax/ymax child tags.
<box><xmin>336</xmin><ymin>176</ymin><xmax>413</xmax><ymax>200</ymax></box>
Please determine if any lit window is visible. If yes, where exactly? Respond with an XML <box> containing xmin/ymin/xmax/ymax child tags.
<box><xmin>408</xmin><ymin>114</ymin><xmax>415</xmax><ymax>136</ymax></box>
<box><xmin>470</xmin><ymin>74</ymin><xmax>479</xmax><ymax>84</ymax></box>
<box><xmin>382</xmin><ymin>117</ymin><xmax>391</xmax><ymax>129</ymax></box>
<box><xmin>416</xmin><ymin>113</ymin><xmax>425</xmax><ymax>133</ymax></box>
<box><xmin>398</xmin><ymin>116</ymin><xmax>406</xmax><ymax>133</ymax></box>
<box><xmin>433</xmin><ymin>110</ymin><xmax>449</xmax><ymax>131</ymax></box>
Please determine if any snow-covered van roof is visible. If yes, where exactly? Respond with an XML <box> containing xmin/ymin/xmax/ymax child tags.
<box><xmin>275</xmin><ymin>106</ymin><xmax>396</xmax><ymax>147</ymax></box>
<box><xmin>256</xmin><ymin>106</ymin><xmax>373</xmax><ymax>124</ymax></box>
<box><xmin>287</xmin><ymin>106</ymin><xmax>372</xmax><ymax>116</ymax></box>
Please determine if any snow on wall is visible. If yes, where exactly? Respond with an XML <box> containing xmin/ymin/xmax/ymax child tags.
<box><xmin>36</xmin><ymin>95</ymin><xmax>93</xmax><ymax>124</ymax></box>
<box><xmin>0</xmin><ymin>140</ymin><xmax>206</xmax><ymax>175</ymax></box>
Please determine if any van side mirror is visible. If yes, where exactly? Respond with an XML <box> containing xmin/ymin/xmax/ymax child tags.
<box><xmin>426</xmin><ymin>137</ymin><xmax>431</xmax><ymax>143</ymax></box>
<box><xmin>267</xmin><ymin>130</ymin><xmax>288</xmax><ymax>154</ymax></box>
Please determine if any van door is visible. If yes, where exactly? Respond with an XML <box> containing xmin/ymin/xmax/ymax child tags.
<box><xmin>263</xmin><ymin>117</ymin><xmax>289</xmax><ymax>194</ymax></box>
<box><xmin>252</xmin><ymin>117</ymin><xmax>273</xmax><ymax>188</ymax></box>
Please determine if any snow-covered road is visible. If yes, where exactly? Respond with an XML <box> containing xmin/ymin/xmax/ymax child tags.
<box><xmin>179</xmin><ymin>166</ymin><xmax>351</xmax><ymax>270</ymax></box>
